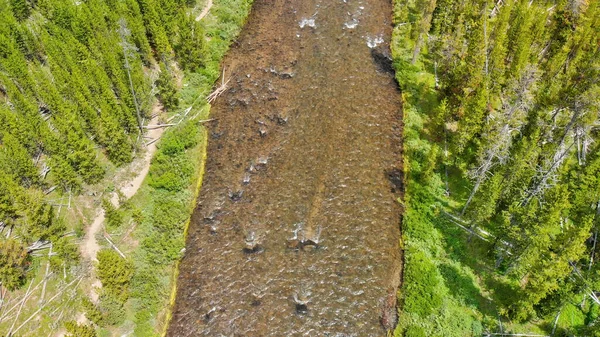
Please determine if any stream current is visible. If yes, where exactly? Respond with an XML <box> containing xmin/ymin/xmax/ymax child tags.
<box><xmin>167</xmin><ymin>0</ymin><xmax>404</xmax><ymax>335</ymax></box>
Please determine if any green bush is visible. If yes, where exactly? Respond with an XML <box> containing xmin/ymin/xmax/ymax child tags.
<box><xmin>49</xmin><ymin>237</ymin><xmax>80</xmax><ymax>273</ymax></box>
<box><xmin>158</xmin><ymin>120</ymin><xmax>200</xmax><ymax>156</ymax></box>
<box><xmin>142</xmin><ymin>231</ymin><xmax>185</xmax><ymax>265</ymax></box>
<box><xmin>402</xmin><ymin>246</ymin><xmax>443</xmax><ymax>317</ymax></box>
<box><xmin>148</xmin><ymin>121</ymin><xmax>200</xmax><ymax>191</ymax></box>
<box><xmin>81</xmin><ymin>291</ymin><xmax>126</xmax><ymax>327</ymax></box>
<box><xmin>404</xmin><ymin>325</ymin><xmax>426</xmax><ymax>337</ymax></box>
<box><xmin>97</xmin><ymin>290</ymin><xmax>126</xmax><ymax>326</ymax></box>
<box><xmin>64</xmin><ymin>321</ymin><xmax>97</xmax><ymax>337</ymax></box>
<box><xmin>156</xmin><ymin>63</ymin><xmax>179</xmax><ymax>111</ymax></box>
<box><xmin>96</xmin><ymin>249</ymin><xmax>133</xmax><ymax>301</ymax></box>
<box><xmin>82</xmin><ymin>297</ymin><xmax>103</xmax><ymax>326</ymax></box>
<box><xmin>0</xmin><ymin>239</ymin><xmax>29</xmax><ymax>290</ymax></box>
<box><xmin>130</xmin><ymin>267</ymin><xmax>162</xmax><ymax>312</ymax></box>
<box><xmin>102</xmin><ymin>199</ymin><xmax>123</xmax><ymax>230</ymax></box>
<box><xmin>148</xmin><ymin>152</ymin><xmax>194</xmax><ymax>191</ymax></box>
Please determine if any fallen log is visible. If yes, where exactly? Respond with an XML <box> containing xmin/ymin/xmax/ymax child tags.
<box><xmin>104</xmin><ymin>233</ymin><xmax>126</xmax><ymax>258</ymax></box>
<box><xmin>143</xmin><ymin>123</ymin><xmax>176</xmax><ymax>129</ymax></box>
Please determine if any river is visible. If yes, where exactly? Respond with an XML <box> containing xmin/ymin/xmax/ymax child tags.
<box><xmin>167</xmin><ymin>0</ymin><xmax>403</xmax><ymax>335</ymax></box>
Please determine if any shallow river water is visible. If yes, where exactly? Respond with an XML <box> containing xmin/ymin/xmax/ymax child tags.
<box><xmin>167</xmin><ymin>0</ymin><xmax>404</xmax><ymax>335</ymax></box>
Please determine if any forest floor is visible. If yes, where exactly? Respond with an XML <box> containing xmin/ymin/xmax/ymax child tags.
<box><xmin>77</xmin><ymin>102</ymin><xmax>167</xmax><ymax>314</ymax></box>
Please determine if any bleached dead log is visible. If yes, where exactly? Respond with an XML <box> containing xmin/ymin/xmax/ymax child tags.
<box><xmin>166</xmin><ymin>114</ymin><xmax>180</xmax><ymax>123</ymax></box>
<box><xmin>7</xmin><ymin>279</ymin><xmax>33</xmax><ymax>335</ymax></box>
<box><xmin>443</xmin><ymin>211</ymin><xmax>514</xmax><ymax>255</ymax></box>
<box><xmin>145</xmin><ymin>138</ymin><xmax>160</xmax><ymax>147</ymax></box>
<box><xmin>118</xmin><ymin>19</ymin><xmax>143</xmax><ymax>135</ymax></box>
<box><xmin>198</xmin><ymin>118</ymin><xmax>217</xmax><ymax>124</ymax></box>
<box><xmin>119</xmin><ymin>221</ymin><xmax>137</xmax><ymax>243</ymax></box>
<box><xmin>104</xmin><ymin>233</ymin><xmax>126</xmax><ymax>258</ymax></box>
<box><xmin>40</xmin><ymin>165</ymin><xmax>51</xmax><ymax>179</ymax></box>
<box><xmin>551</xmin><ymin>307</ymin><xmax>562</xmax><ymax>335</ymax></box>
<box><xmin>144</xmin><ymin>123</ymin><xmax>176</xmax><ymax>129</ymax></box>
<box><xmin>10</xmin><ymin>276</ymin><xmax>83</xmax><ymax>336</ymax></box>
<box><xmin>196</xmin><ymin>0</ymin><xmax>213</xmax><ymax>21</ymax></box>
<box><xmin>590</xmin><ymin>229</ymin><xmax>598</xmax><ymax>271</ymax></box>
<box><xmin>207</xmin><ymin>69</ymin><xmax>231</xmax><ymax>103</ymax></box>
<box><xmin>39</xmin><ymin>244</ymin><xmax>53</xmax><ymax>305</ymax></box>
<box><xmin>490</xmin><ymin>0</ymin><xmax>504</xmax><ymax>17</ymax></box>
<box><xmin>569</xmin><ymin>261</ymin><xmax>600</xmax><ymax>305</ymax></box>
<box><xmin>44</xmin><ymin>186</ymin><xmax>58</xmax><ymax>195</ymax></box>
<box><xmin>0</xmin><ymin>272</ymin><xmax>52</xmax><ymax>322</ymax></box>
<box><xmin>27</xmin><ymin>240</ymin><xmax>52</xmax><ymax>252</ymax></box>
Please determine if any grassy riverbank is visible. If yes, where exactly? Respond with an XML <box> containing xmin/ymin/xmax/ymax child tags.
<box><xmin>101</xmin><ymin>1</ymin><xmax>255</xmax><ymax>336</ymax></box>
<box><xmin>391</xmin><ymin>37</ymin><xmax>487</xmax><ymax>336</ymax></box>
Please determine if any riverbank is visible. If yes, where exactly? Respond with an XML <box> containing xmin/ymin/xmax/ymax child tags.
<box><xmin>389</xmin><ymin>1</ymin><xmax>589</xmax><ymax>336</ymax></box>
<box><xmin>110</xmin><ymin>1</ymin><xmax>255</xmax><ymax>336</ymax></box>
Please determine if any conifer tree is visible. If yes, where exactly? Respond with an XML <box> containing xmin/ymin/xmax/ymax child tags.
<box><xmin>176</xmin><ymin>12</ymin><xmax>206</xmax><ymax>72</ymax></box>
<box><xmin>156</xmin><ymin>63</ymin><xmax>179</xmax><ymax>111</ymax></box>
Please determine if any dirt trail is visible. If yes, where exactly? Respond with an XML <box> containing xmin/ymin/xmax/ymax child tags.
<box><xmin>80</xmin><ymin>112</ymin><xmax>165</xmax><ymax>261</ymax></box>
<box><xmin>168</xmin><ymin>0</ymin><xmax>404</xmax><ymax>335</ymax></box>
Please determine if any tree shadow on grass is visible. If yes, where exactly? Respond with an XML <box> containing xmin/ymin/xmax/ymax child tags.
<box><xmin>439</xmin><ymin>262</ymin><xmax>488</xmax><ymax>309</ymax></box>
<box><xmin>432</xmin><ymin>212</ymin><xmax>510</xmax><ymax>318</ymax></box>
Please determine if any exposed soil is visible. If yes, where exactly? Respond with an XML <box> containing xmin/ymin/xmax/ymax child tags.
<box><xmin>168</xmin><ymin>0</ymin><xmax>404</xmax><ymax>335</ymax></box>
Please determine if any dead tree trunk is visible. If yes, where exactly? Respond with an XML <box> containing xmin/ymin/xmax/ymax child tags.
<box><xmin>411</xmin><ymin>0</ymin><xmax>437</xmax><ymax>64</ymax></box>
<box><xmin>118</xmin><ymin>18</ymin><xmax>143</xmax><ymax>136</ymax></box>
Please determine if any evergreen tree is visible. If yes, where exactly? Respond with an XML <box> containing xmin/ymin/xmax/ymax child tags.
<box><xmin>0</xmin><ymin>239</ymin><xmax>29</xmax><ymax>290</ymax></box>
<box><xmin>64</xmin><ymin>321</ymin><xmax>97</xmax><ymax>337</ymax></box>
<box><xmin>175</xmin><ymin>12</ymin><xmax>206</xmax><ymax>71</ymax></box>
<box><xmin>156</xmin><ymin>63</ymin><xmax>179</xmax><ymax>111</ymax></box>
<box><xmin>9</xmin><ymin>0</ymin><xmax>31</xmax><ymax>21</ymax></box>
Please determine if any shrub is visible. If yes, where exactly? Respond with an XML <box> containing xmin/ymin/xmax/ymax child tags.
<box><xmin>97</xmin><ymin>290</ymin><xmax>126</xmax><ymax>326</ymax></box>
<box><xmin>102</xmin><ymin>199</ymin><xmax>122</xmax><ymax>230</ymax></box>
<box><xmin>142</xmin><ymin>231</ymin><xmax>184</xmax><ymax>265</ymax></box>
<box><xmin>402</xmin><ymin>246</ymin><xmax>443</xmax><ymax>317</ymax></box>
<box><xmin>158</xmin><ymin>120</ymin><xmax>200</xmax><ymax>156</ymax></box>
<box><xmin>96</xmin><ymin>249</ymin><xmax>133</xmax><ymax>301</ymax></box>
<box><xmin>64</xmin><ymin>321</ymin><xmax>97</xmax><ymax>337</ymax></box>
<box><xmin>156</xmin><ymin>63</ymin><xmax>179</xmax><ymax>111</ymax></box>
<box><xmin>49</xmin><ymin>237</ymin><xmax>80</xmax><ymax>273</ymax></box>
<box><xmin>0</xmin><ymin>239</ymin><xmax>29</xmax><ymax>290</ymax></box>
<box><xmin>81</xmin><ymin>291</ymin><xmax>126</xmax><ymax>327</ymax></box>
<box><xmin>148</xmin><ymin>152</ymin><xmax>194</xmax><ymax>191</ymax></box>
<box><xmin>404</xmin><ymin>325</ymin><xmax>426</xmax><ymax>337</ymax></box>
<box><xmin>82</xmin><ymin>297</ymin><xmax>103</xmax><ymax>326</ymax></box>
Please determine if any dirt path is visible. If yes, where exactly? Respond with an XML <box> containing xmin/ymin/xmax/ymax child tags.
<box><xmin>80</xmin><ymin>111</ymin><xmax>165</xmax><ymax>262</ymax></box>
<box><xmin>196</xmin><ymin>0</ymin><xmax>213</xmax><ymax>21</ymax></box>
<box><xmin>168</xmin><ymin>0</ymin><xmax>403</xmax><ymax>334</ymax></box>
